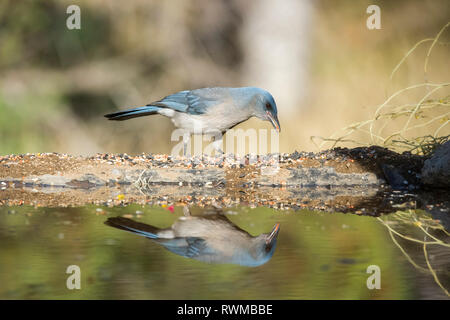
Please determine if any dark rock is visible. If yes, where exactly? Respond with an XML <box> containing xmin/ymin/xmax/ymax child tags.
<box><xmin>422</xmin><ymin>141</ymin><xmax>450</xmax><ymax>188</ymax></box>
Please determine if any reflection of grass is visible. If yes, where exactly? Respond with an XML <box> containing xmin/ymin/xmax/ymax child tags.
<box><xmin>312</xmin><ymin>22</ymin><xmax>450</xmax><ymax>156</ymax></box>
<box><xmin>378</xmin><ymin>210</ymin><xmax>450</xmax><ymax>297</ymax></box>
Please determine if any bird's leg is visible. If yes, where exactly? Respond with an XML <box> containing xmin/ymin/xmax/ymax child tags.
<box><xmin>183</xmin><ymin>132</ymin><xmax>191</xmax><ymax>157</ymax></box>
<box><xmin>212</xmin><ymin>135</ymin><xmax>224</xmax><ymax>155</ymax></box>
<box><xmin>202</xmin><ymin>130</ymin><xmax>224</xmax><ymax>159</ymax></box>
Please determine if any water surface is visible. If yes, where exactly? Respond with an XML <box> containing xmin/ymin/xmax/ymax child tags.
<box><xmin>0</xmin><ymin>205</ymin><xmax>448</xmax><ymax>299</ymax></box>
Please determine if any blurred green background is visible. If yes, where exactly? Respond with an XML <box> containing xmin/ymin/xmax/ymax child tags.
<box><xmin>0</xmin><ymin>0</ymin><xmax>448</xmax><ymax>155</ymax></box>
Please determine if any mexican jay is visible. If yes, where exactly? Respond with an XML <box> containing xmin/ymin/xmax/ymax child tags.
<box><xmin>104</xmin><ymin>87</ymin><xmax>280</xmax><ymax>154</ymax></box>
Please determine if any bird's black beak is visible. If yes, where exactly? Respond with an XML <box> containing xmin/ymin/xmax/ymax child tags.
<box><xmin>266</xmin><ymin>111</ymin><xmax>281</xmax><ymax>132</ymax></box>
<box><xmin>266</xmin><ymin>223</ymin><xmax>280</xmax><ymax>244</ymax></box>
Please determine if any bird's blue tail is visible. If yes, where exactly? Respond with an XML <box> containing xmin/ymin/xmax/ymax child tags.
<box><xmin>105</xmin><ymin>217</ymin><xmax>159</xmax><ymax>239</ymax></box>
<box><xmin>104</xmin><ymin>106</ymin><xmax>160</xmax><ymax>121</ymax></box>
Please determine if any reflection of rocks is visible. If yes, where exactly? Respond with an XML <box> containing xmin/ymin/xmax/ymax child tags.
<box><xmin>422</xmin><ymin>141</ymin><xmax>450</xmax><ymax>188</ymax></box>
<box><xmin>416</xmin><ymin>191</ymin><xmax>450</xmax><ymax>231</ymax></box>
<box><xmin>1</xmin><ymin>182</ymin><xmax>442</xmax><ymax>217</ymax></box>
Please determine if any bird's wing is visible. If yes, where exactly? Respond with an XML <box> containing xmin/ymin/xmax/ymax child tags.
<box><xmin>159</xmin><ymin>237</ymin><xmax>213</xmax><ymax>258</ymax></box>
<box><xmin>149</xmin><ymin>88</ymin><xmax>228</xmax><ymax>115</ymax></box>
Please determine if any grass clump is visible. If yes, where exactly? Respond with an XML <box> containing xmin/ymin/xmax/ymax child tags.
<box><xmin>312</xmin><ymin>22</ymin><xmax>450</xmax><ymax>156</ymax></box>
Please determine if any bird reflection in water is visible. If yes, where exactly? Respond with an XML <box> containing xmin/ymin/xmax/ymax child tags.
<box><xmin>105</xmin><ymin>206</ymin><xmax>280</xmax><ymax>267</ymax></box>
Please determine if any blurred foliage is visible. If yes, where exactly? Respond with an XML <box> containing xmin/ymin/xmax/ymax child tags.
<box><xmin>0</xmin><ymin>1</ymin><xmax>114</xmax><ymax>70</ymax></box>
<box><xmin>0</xmin><ymin>205</ymin><xmax>419</xmax><ymax>299</ymax></box>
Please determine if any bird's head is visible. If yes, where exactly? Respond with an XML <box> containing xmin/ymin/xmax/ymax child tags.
<box><xmin>244</xmin><ymin>223</ymin><xmax>280</xmax><ymax>267</ymax></box>
<box><xmin>252</xmin><ymin>89</ymin><xmax>281</xmax><ymax>132</ymax></box>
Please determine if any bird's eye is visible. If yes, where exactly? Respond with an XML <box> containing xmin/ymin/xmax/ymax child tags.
<box><xmin>265</xmin><ymin>243</ymin><xmax>272</xmax><ymax>252</ymax></box>
<box><xmin>266</xmin><ymin>103</ymin><xmax>272</xmax><ymax>110</ymax></box>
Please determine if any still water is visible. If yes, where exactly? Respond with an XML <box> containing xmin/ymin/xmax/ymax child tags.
<box><xmin>0</xmin><ymin>205</ymin><xmax>448</xmax><ymax>299</ymax></box>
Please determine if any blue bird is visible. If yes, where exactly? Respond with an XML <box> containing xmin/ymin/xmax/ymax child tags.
<box><xmin>104</xmin><ymin>87</ymin><xmax>280</xmax><ymax>154</ymax></box>
<box><xmin>105</xmin><ymin>207</ymin><xmax>280</xmax><ymax>267</ymax></box>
